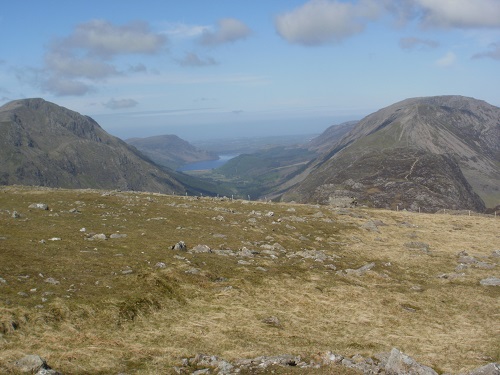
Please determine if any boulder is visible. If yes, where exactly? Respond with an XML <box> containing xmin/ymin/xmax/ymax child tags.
<box><xmin>467</xmin><ymin>363</ymin><xmax>500</xmax><ymax>375</ymax></box>
<box><xmin>14</xmin><ymin>355</ymin><xmax>48</xmax><ymax>373</ymax></box>
<box><xmin>190</xmin><ymin>244</ymin><xmax>212</xmax><ymax>253</ymax></box>
<box><xmin>171</xmin><ymin>241</ymin><xmax>187</xmax><ymax>251</ymax></box>
<box><xmin>385</xmin><ymin>348</ymin><xmax>438</xmax><ymax>375</ymax></box>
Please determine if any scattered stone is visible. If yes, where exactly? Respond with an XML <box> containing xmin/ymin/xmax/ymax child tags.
<box><xmin>79</xmin><ymin>228</ymin><xmax>86</xmax><ymax>232</ymax></box>
<box><xmin>0</xmin><ymin>277</ymin><xmax>6</xmax><ymax>284</ymax></box>
<box><xmin>90</xmin><ymin>233</ymin><xmax>107</xmax><ymax>240</ymax></box>
<box><xmin>256</xmin><ymin>267</ymin><xmax>267</xmax><ymax>272</ymax></box>
<box><xmin>121</xmin><ymin>269</ymin><xmax>133</xmax><ymax>275</ymax></box>
<box><xmin>48</xmin><ymin>237</ymin><xmax>61</xmax><ymax>241</ymax></box>
<box><xmin>236</xmin><ymin>247</ymin><xmax>258</xmax><ymax>257</ymax></box>
<box><xmin>17</xmin><ymin>292</ymin><xmax>29</xmax><ymax>297</ymax></box>
<box><xmin>385</xmin><ymin>348</ymin><xmax>438</xmax><ymax>375</ymax></box>
<box><xmin>155</xmin><ymin>262</ymin><xmax>167</xmax><ymax>269</ymax></box>
<box><xmin>262</xmin><ymin>316</ymin><xmax>282</xmax><ymax>327</ymax></box>
<box><xmin>480</xmin><ymin>277</ymin><xmax>500</xmax><ymax>286</ymax></box>
<box><xmin>404</xmin><ymin>241</ymin><xmax>430</xmax><ymax>252</ymax></box>
<box><xmin>172</xmin><ymin>241</ymin><xmax>187</xmax><ymax>251</ymax></box>
<box><xmin>185</xmin><ymin>268</ymin><xmax>201</xmax><ymax>275</ymax></box>
<box><xmin>458</xmin><ymin>255</ymin><xmax>477</xmax><ymax>264</ymax></box>
<box><xmin>69</xmin><ymin>208</ymin><xmax>80</xmax><ymax>213</ymax></box>
<box><xmin>110</xmin><ymin>233</ymin><xmax>127</xmax><ymax>239</ymax></box>
<box><xmin>492</xmin><ymin>250</ymin><xmax>500</xmax><ymax>257</ymax></box>
<box><xmin>361</xmin><ymin>220</ymin><xmax>382</xmax><ymax>232</ymax></box>
<box><xmin>338</xmin><ymin>262</ymin><xmax>375</xmax><ymax>276</ymax></box>
<box><xmin>44</xmin><ymin>277</ymin><xmax>60</xmax><ymax>285</ymax></box>
<box><xmin>176</xmin><ymin>348</ymin><xmax>498</xmax><ymax>374</ymax></box>
<box><xmin>190</xmin><ymin>244</ymin><xmax>212</xmax><ymax>254</ymax></box>
<box><xmin>28</xmin><ymin>203</ymin><xmax>49</xmax><ymax>210</ymax></box>
<box><xmin>212</xmin><ymin>215</ymin><xmax>225</xmax><ymax>221</ymax></box>
<box><xmin>39</xmin><ymin>240</ymin><xmax>46</xmax><ymax>244</ymax></box>
<box><xmin>11</xmin><ymin>211</ymin><xmax>21</xmax><ymax>218</ymax></box>
<box><xmin>474</xmin><ymin>262</ymin><xmax>495</xmax><ymax>269</ymax></box>
<box><xmin>265</xmin><ymin>211</ymin><xmax>274</xmax><ymax>217</ymax></box>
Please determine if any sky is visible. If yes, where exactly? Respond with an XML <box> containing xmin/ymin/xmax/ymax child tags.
<box><xmin>1</xmin><ymin>0</ymin><xmax>500</xmax><ymax>141</ymax></box>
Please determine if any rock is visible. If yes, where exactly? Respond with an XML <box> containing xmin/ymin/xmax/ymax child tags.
<box><xmin>110</xmin><ymin>233</ymin><xmax>127</xmax><ymax>239</ymax></box>
<box><xmin>458</xmin><ymin>255</ymin><xmax>477</xmax><ymax>264</ymax></box>
<box><xmin>361</xmin><ymin>220</ymin><xmax>381</xmax><ymax>232</ymax></box>
<box><xmin>11</xmin><ymin>211</ymin><xmax>21</xmax><ymax>218</ymax></box>
<box><xmin>480</xmin><ymin>277</ymin><xmax>500</xmax><ymax>286</ymax></box>
<box><xmin>385</xmin><ymin>348</ymin><xmax>438</xmax><ymax>375</ymax></box>
<box><xmin>492</xmin><ymin>250</ymin><xmax>500</xmax><ymax>257</ymax></box>
<box><xmin>190</xmin><ymin>244</ymin><xmax>212</xmax><ymax>254</ymax></box>
<box><xmin>91</xmin><ymin>233</ymin><xmax>107</xmax><ymax>240</ymax></box>
<box><xmin>236</xmin><ymin>247</ymin><xmax>258</xmax><ymax>257</ymax></box>
<box><xmin>189</xmin><ymin>354</ymin><xmax>234</xmax><ymax>374</ymax></box>
<box><xmin>28</xmin><ymin>203</ymin><xmax>49</xmax><ymax>210</ymax></box>
<box><xmin>467</xmin><ymin>363</ymin><xmax>500</xmax><ymax>375</ymax></box>
<box><xmin>14</xmin><ymin>355</ymin><xmax>48</xmax><ymax>373</ymax></box>
<box><xmin>155</xmin><ymin>262</ymin><xmax>166</xmax><ymax>268</ymax></box>
<box><xmin>172</xmin><ymin>241</ymin><xmax>187</xmax><ymax>251</ymax></box>
<box><xmin>48</xmin><ymin>238</ymin><xmax>61</xmax><ymax>241</ymax></box>
<box><xmin>44</xmin><ymin>278</ymin><xmax>60</xmax><ymax>285</ymax></box>
<box><xmin>262</xmin><ymin>316</ymin><xmax>282</xmax><ymax>327</ymax></box>
<box><xmin>405</xmin><ymin>242</ymin><xmax>430</xmax><ymax>252</ymax></box>
<box><xmin>0</xmin><ymin>277</ymin><xmax>7</xmax><ymax>284</ymax></box>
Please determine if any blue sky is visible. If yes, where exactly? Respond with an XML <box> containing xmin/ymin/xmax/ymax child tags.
<box><xmin>1</xmin><ymin>0</ymin><xmax>499</xmax><ymax>141</ymax></box>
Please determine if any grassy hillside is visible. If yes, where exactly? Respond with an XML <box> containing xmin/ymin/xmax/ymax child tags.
<box><xmin>0</xmin><ymin>186</ymin><xmax>499</xmax><ymax>374</ymax></box>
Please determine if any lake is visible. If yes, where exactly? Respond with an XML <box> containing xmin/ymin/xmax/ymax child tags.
<box><xmin>177</xmin><ymin>154</ymin><xmax>238</xmax><ymax>172</ymax></box>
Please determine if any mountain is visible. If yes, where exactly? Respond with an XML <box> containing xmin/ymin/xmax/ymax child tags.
<box><xmin>307</xmin><ymin>120</ymin><xmax>358</xmax><ymax>154</ymax></box>
<box><xmin>126</xmin><ymin>134</ymin><xmax>218</xmax><ymax>170</ymax></box>
<box><xmin>0</xmin><ymin>98</ymin><xmax>194</xmax><ymax>194</ymax></box>
<box><xmin>280</xmin><ymin>96</ymin><xmax>500</xmax><ymax>212</ymax></box>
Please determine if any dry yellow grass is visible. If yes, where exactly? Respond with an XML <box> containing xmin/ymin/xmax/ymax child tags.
<box><xmin>0</xmin><ymin>186</ymin><xmax>498</xmax><ymax>374</ymax></box>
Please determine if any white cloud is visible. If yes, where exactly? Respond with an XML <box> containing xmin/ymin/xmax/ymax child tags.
<box><xmin>34</xmin><ymin>19</ymin><xmax>168</xmax><ymax>96</ymax></box>
<box><xmin>435</xmin><ymin>51</ymin><xmax>457</xmax><ymax>67</ymax></box>
<box><xmin>275</xmin><ymin>0</ymin><xmax>383</xmax><ymax>46</ymax></box>
<box><xmin>199</xmin><ymin>18</ymin><xmax>252</xmax><ymax>46</ymax></box>
<box><xmin>414</xmin><ymin>0</ymin><xmax>500</xmax><ymax>29</ymax></box>
<box><xmin>472</xmin><ymin>42</ymin><xmax>500</xmax><ymax>60</ymax></box>
<box><xmin>399</xmin><ymin>37</ymin><xmax>439</xmax><ymax>50</ymax></box>
<box><xmin>176</xmin><ymin>52</ymin><xmax>218</xmax><ymax>67</ymax></box>
<box><xmin>163</xmin><ymin>22</ymin><xmax>210</xmax><ymax>38</ymax></box>
<box><xmin>62</xmin><ymin>19</ymin><xmax>168</xmax><ymax>58</ymax></box>
<box><xmin>44</xmin><ymin>51</ymin><xmax>118</xmax><ymax>79</ymax></box>
<box><xmin>41</xmin><ymin>76</ymin><xmax>93</xmax><ymax>96</ymax></box>
<box><xmin>103</xmin><ymin>98</ymin><xmax>138</xmax><ymax>110</ymax></box>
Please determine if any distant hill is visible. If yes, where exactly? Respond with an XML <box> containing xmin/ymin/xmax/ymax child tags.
<box><xmin>126</xmin><ymin>134</ymin><xmax>218</xmax><ymax>170</ymax></box>
<box><xmin>280</xmin><ymin>96</ymin><xmax>500</xmax><ymax>212</ymax></box>
<box><xmin>0</xmin><ymin>98</ymin><xmax>197</xmax><ymax>194</ymax></box>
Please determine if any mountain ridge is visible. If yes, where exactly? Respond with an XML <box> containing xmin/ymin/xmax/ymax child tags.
<box><xmin>0</xmin><ymin>98</ymin><xmax>193</xmax><ymax>194</ymax></box>
<box><xmin>279</xmin><ymin>95</ymin><xmax>500</xmax><ymax>211</ymax></box>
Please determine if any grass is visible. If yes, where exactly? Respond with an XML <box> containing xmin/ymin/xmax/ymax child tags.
<box><xmin>0</xmin><ymin>185</ymin><xmax>499</xmax><ymax>374</ymax></box>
